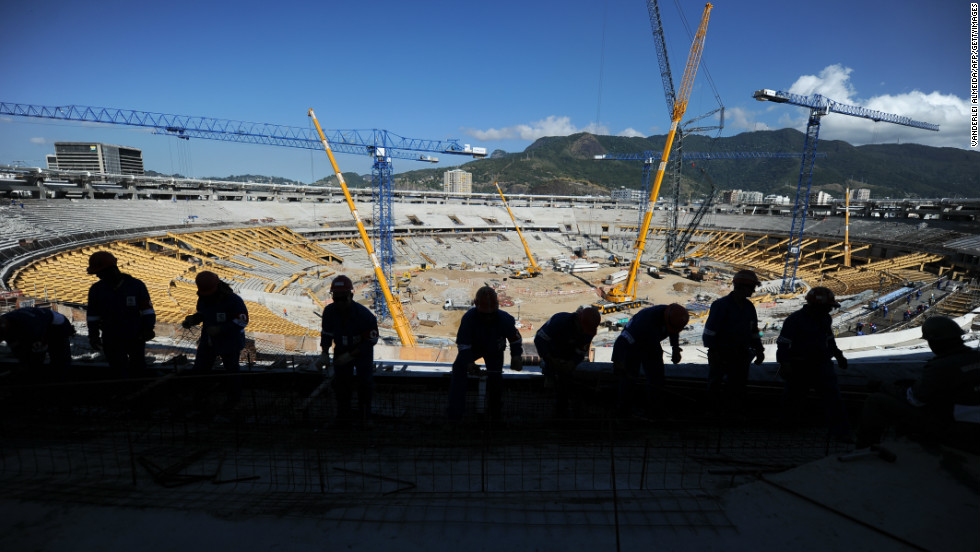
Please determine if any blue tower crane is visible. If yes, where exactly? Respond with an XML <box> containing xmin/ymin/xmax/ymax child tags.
<box><xmin>645</xmin><ymin>0</ymin><xmax>724</xmax><ymax>260</ymax></box>
<box><xmin>0</xmin><ymin>101</ymin><xmax>487</xmax><ymax>318</ymax></box>
<box><xmin>752</xmin><ymin>89</ymin><xmax>939</xmax><ymax>293</ymax></box>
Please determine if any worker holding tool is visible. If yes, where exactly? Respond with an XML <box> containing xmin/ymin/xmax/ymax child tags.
<box><xmin>777</xmin><ymin>287</ymin><xmax>852</xmax><ymax>442</ymax></box>
<box><xmin>612</xmin><ymin>303</ymin><xmax>690</xmax><ymax>420</ymax></box>
<box><xmin>855</xmin><ymin>316</ymin><xmax>979</xmax><ymax>449</ymax></box>
<box><xmin>447</xmin><ymin>286</ymin><xmax>523</xmax><ymax>422</ymax></box>
<box><xmin>86</xmin><ymin>251</ymin><xmax>156</xmax><ymax>378</ymax></box>
<box><xmin>534</xmin><ymin>306</ymin><xmax>601</xmax><ymax>419</ymax></box>
<box><xmin>318</xmin><ymin>275</ymin><xmax>378</xmax><ymax>428</ymax></box>
<box><xmin>182</xmin><ymin>271</ymin><xmax>249</xmax><ymax>404</ymax></box>
<box><xmin>702</xmin><ymin>270</ymin><xmax>765</xmax><ymax>420</ymax></box>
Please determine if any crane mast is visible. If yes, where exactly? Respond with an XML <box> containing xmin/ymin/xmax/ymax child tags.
<box><xmin>309</xmin><ymin>108</ymin><xmax>416</xmax><ymax>347</ymax></box>
<box><xmin>600</xmin><ymin>2</ymin><xmax>712</xmax><ymax>310</ymax></box>
<box><xmin>495</xmin><ymin>183</ymin><xmax>540</xmax><ymax>278</ymax></box>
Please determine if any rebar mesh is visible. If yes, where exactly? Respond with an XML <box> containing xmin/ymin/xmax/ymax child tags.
<box><xmin>0</xmin><ymin>371</ymin><xmax>854</xmax><ymax>527</ymax></box>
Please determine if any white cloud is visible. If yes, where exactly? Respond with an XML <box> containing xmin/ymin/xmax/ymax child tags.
<box><xmin>617</xmin><ymin>127</ymin><xmax>645</xmax><ymax>138</ymax></box>
<box><xmin>465</xmin><ymin>116</ymin><xmax>629</xmax><ymax>141</ymax></box>
<box><xmin>30</xmin><ymin>137</ymin><xmax>47</xmax><ymax>145</ymax></box>
<box><xmin>754</xmin><ymin>64</ymin><xmax>973</xmax><ymax>150</ymax></box>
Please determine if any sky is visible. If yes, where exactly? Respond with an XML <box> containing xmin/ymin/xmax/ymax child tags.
<box><xmin>0</xmin><ymin>0</ymin><xmax>973</xmax><ymax>183</ymax></box>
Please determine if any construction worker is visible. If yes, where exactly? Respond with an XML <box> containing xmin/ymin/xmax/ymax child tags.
<box><xmin>776</xmin><ymin>287</ymin><xmax>852</xmax><ymax>442</ymax></box>
<box><xmin>855</xmin><ymin>316</ymin><xmax>979</xmax><ymax>448</ymax></box>
<box><xmin>612</xmin><ymin>303</ymin><xmax>690</xmax><ymax>420</ymax></box>
<box><xmin>447</xmin><ymin>286</ymin><xmax>523</xmax><ymax>421</ymax></box>
<box><xmin>318</xmin><ymin>275</ymin><xmax>379</xmax><ymax>428</ymax></box>
<box><xmin>86</xmin><ymin>251</ymin><xmax>156</xmax><ymax>377</ymax></box>
<box><xmin>702</xmin><ymin>270</ymin><xmax>765</xmax><ymax>420</ymax></box>
<box><xmin>534</xmin><ymin>306</ymin><xmax>602</xmax><ymax>419</ymax></box>
<box><xmin>0</xmin><ymin>306</ymin><xmax>75</xmax><ymax>376</ymax></box>
<box><xmin>182</xmin><ymin>271</ymin><xmax>249</xmax><ymax>403</ymax></box>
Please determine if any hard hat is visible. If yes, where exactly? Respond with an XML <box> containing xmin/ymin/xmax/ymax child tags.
<box><xmin>474</xmin><ymin>286</ymin><xmax>499</xmax><ymax>314</ymax></box>
<box><xmin>805</xmin><ymin>286</ymin><xmax>840</xmax><ymax>308</ymax></box>
<box><xmin>921</xmin><ymin>316</ymin><xmax>964</xmax><ymax>341</ymax></box>
<box><xmin>732</xmin><ymin>270</ymin><xmax>761</xmax><ymax>287</ymax></box>
<box><xmin>664</xmin><ymin>303</ymin><xmax>690</xmax><ymax>334</ymax></box>
<box><xmin>330</xmin><ymin>275</ymin><xmax>354</xmax><ymax>294</ymax></box>
<box><xmin>87</xmin><ymin>251</ymin><xmax>117</xmax><ymax>274</ymax></box>
<box><xmin>577</xmin><ymin>306</ymin><xmax>601</xmax><ymax>336</ymax></box>
<box><xmin>195</xmin><ymin>271</ymin><xmax>221</xmax><ymax>296</ymax></box>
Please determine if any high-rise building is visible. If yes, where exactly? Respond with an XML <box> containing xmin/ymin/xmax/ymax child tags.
<box><xmin>443</xmin><ymin>169</ymin><xmax>472</xmax><ymax>194</ymax></box>
<box><xmin>853</xmin><ymin>188</ymin><xmax>871</xmax><ymax>201</ymax></box>
<box><xmin>50</xmin><ymin>142</ymin><xmax>145</xmax><ymax>175</ymax></box>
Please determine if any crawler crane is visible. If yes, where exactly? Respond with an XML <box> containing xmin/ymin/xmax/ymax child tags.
<box><xmin>495</xmin><ymin>182</ymin><xmax>541</xmax><ymax>279</ymax></box>
<box><xmin>594</xmin><ymin>2</ymin><xmax>712</xmax><ymax>315</ymax></box>
<box><xmin>309</xmin><ymin>108</ymin><xmax>416</xmax><ymax>347</ymax></box>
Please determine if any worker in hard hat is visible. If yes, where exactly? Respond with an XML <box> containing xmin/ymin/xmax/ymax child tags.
<box><xmin>317</xmin><ymin>275</ymin><xmax>379</xmax><ymax>428</ymax></box>
<box><xmin>86</xmin><ymin>251</ymin><xmax>156</xmax><ymax>377</ymax></box>
<box><xmin>534</xmin><ymin>306</ymin><xmax>602</xmax><ymax>419</ymax></box>
<box><xmin>776</xmin><ymin>286</ymin><xmax>852</xmax><ymax>442</ymax></box>
<box><xmin>702</xmin><ymin>270</ymin><xmax>765</xmax><ymax>420</ymax></box>
<box><xmin>612</xmin><ymin>303</ymin><xmax>690</xmax><ymax>420</ymax></box>
<box><xmin>182</xmin><ymin>271</ymin><xmax>249</xmax><ymax>404</ymax></box>
<box><xmin>447</xmin><ymin>286</ymin><xmax>523</xmax><ymax>421</ymax></box>
<box><xmin>855</xmin><ymin>316</ymin><xmax>979</xmax><ymax>449</ymax></box>
<box><xmin>0</xmin><ymin>306</ymin><xmax>75</xmax><ymax>376</ymax></box>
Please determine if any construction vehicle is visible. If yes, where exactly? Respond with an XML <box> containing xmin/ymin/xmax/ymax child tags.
<box><xmin>593</xmin><ymin>2</ymin><xmax>712</xmax><ymax>315</ymax></box>
<box><xmin>309</xmin><ymin>108</ymin><xmax>416</xmax><ymax>347</ymax></box>
<box><xmin>495</xmin><ymin>182</ymin><xmax>541</xmax><ymax>279</ymax></box>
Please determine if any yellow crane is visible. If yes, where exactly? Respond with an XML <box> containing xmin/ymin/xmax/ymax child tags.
<box><xmin>495</xmin><ymin>182</ymin><xmax>541</xmax><ymax>279</ymax></box>
<box><xmin>309</xmin><ymin>108</ymin><xmax>417</xmax><ymax>347</ymax></box>
<box><xmin>596</xmin><ymin>2</ymin><xmax>713</xmax><ymax>314</ymax></box>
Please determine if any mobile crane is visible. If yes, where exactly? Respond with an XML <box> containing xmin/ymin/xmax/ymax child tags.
<box><xmin>309</xmin><ymin>108</ymin><xmax>416</xmax><ymax>347</ymax></box>
<box><xmin>593</xmin><ymin>2</ymin><xmax>712</xmax><ymax>315</ymax></box>
<box><xmin>495</xmin><ymin>182</ymin><xmax>541</xmax><ymax>279</ymax></box>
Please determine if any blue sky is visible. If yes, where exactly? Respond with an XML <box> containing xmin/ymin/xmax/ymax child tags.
<box><xmin>0</xmin><ymin>0</ymin><xmax>972</xmax><ymax>183</ymax></box>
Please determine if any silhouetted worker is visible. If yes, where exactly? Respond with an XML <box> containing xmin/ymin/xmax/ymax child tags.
<box><xmin>534</xmin><ymin>306</ymin><xmax>601</xmax><ymax>419</ymax></box>
<box><xmin>448</xmin><ymin>286</ymin><xmax>523</xmax><ymax>421</ymax></box>
<box><xmin>182</xmin><ymin>271</ymin><xmax>249</xmax><ymax>403</ymax></box>
<box><xmin>613</xmin><ymin>303</ymin><xmax>690</xmax><ymax>420</ymax></box>
<box><xmin>856</xmin><ymin>316</ymin><xmax>979</xmax><ymax>448</ymax></box>
<box><xmin>318</xmin><ymin>275</ymin><xmax>378</xmax><ymax>428</ymax></box>
<box><xmin>86</xmin><ymin>251</ymin><xmax>156</xmax><ymax>377</ymax></box>
<box><xmin>702</xmin><ymin>270</ymin><xmax>765</xmax><ymax>419</ymax></box>
<box><xmin>0</xmin><ymin>306</ymin><xmax>75</xmax><ymax>376</ymax></box>
<box><xmin>777</xmin><ymin>287</ymin><xmax>852</xmax><ymax>442</ymax></box>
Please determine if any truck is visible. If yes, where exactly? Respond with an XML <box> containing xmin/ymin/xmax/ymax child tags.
<box><xmin>443</xmin><ymin>298</ymin><xmax>470</xmax><ymax>311</ymax></box>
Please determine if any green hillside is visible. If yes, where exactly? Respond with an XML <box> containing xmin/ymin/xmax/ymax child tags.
<box><xmin>393</xmin><ymin>129</ymin><xmax>979</xmax><ymax>200</ymax></box>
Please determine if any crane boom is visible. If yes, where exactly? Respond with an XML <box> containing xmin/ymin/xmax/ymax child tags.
<box><xmin>309</xmin><ymin>108</ymin><xmax>416</xmax><ymax>347</ymax></box>
<box><xmin>600</xmin><ymin>2</ymin><xmax>712</xmax><ymax>310</ymax></box>
<box><xmin>495</xmin><ymin>182</ymin><xmax>540</xmax><ymax>278</ymax></box>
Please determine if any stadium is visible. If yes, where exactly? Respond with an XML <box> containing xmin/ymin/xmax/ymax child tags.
<box><xmin>1</xmin><ymin>168</ymin><xmax>978</xmax><ymax>550</ymax></box>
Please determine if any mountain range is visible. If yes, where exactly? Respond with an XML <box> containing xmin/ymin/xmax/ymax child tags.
<box><xmin>386</xmin><ymin>129</ymin><xmax>978</xmax><ymax>200</ymax></box>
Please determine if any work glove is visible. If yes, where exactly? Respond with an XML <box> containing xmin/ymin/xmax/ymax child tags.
<box><xmin>671</xmin><ymin>346</ymin><xmax>682</xmax><ymax>364</ymax></box>
<box><xmin>835</xmin><ymin>353</ymin><xmax>848</xmax><ymax>371</ymax></box>
<box><xmin>315</xmin><ymin>352</ymin><xmax>333</xmax><ymax>377</ymax></box>
<box><xmin>142</xmin><ymin>329</ymin><xmax>156</xmax><ymax>342</ymax></box>
<box><xmin>181</xmin><ymin>315</ymin><xmax>196</xmax><ymax>329</ymax></box>
<box><xmin>510</xmin><ymin>354</ymin><xmax>523</xmax><ymax>372</ymax></box>
<box><xmin>753</xmin><ymin>349</ymin><xmax>765</xmax><ymax>365</ymax></box>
